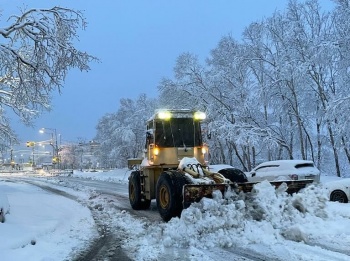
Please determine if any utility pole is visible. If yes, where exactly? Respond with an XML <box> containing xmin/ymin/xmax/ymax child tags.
<box><xmin>40</xmin><ymin>127</ymin><xmax>60</xmax><ymax>169</ymax></box>
<box><xmin>32</xmin><ymin>146</ymin><xmax>35</xmax><ymax>167</ymax></box>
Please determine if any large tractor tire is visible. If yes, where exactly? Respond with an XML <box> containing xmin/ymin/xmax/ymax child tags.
<box><xmin>156</xmin><ymin>171</ymin><xmax>190</xmax><ymax>222</ymax></box>
<box><xmin>129</xmin><ymin>171</ymin><xmax>151</xmax><ymax>210</ymax></box>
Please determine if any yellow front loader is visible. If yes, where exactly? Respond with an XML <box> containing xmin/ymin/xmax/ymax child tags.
<box><xmin>128</xmin><ymin>109</ymin><xmax>313</xmax><ymax>222</ymax></box>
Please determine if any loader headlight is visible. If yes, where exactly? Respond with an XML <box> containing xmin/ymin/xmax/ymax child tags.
<box><xmin>194</xmin><ymin>111</ymin><xmax>206</xmax><ymax>120</ymax></box>
<box><xmin>201</xmin><ymin>145</ymin><xmax>208</xmax><ymax>154</ymax></box>
<box><xmin>154</xmin><ymin>147</ymin><xmax>159</xmax><ymax>156</ymax></box>
<box><xmin>158</xmin><ymin>111</ymin><xmax>172</xmax><ymax>120</ymax></box>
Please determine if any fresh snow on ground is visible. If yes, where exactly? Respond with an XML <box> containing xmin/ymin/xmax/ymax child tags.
<box><xmin>1</xmin><ymin>169</ymin><xmax>350</xmax><ymax>260</ymax></box>
<box><xmin>0</xmin><ymin>178</ymin><xmax>97</xmax><ymax>261</ymax></box>
<box><xmin>73</xmin><ymin>168</ymin><xmax>130</xmax><ymax>184</ymax></box>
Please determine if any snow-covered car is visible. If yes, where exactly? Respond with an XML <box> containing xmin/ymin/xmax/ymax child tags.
<box><xmin>323</xmin><ymin>178</ymin><xmax>350</xmax><ymax>203</ymax></box>
<box><xmin>246</xmin><ymin>160</ymin><xmax>320</xmax><ymax>183</ymax></box>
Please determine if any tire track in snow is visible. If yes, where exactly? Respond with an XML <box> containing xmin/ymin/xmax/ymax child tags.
<box><xmin>306</xmin><ymin>241</ymin><xmax>350</xmax><ymax>258</ymax></box>
<box><xmin>11</xmin><ymin>179</ymin><xmax>131</xmax><ymax>261</ymax></box>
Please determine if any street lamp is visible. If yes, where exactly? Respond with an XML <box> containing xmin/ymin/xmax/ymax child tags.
<box><xmin>39</xmin><ymin>127</ymin><xmax>59</xmax><ymax>168</ymax></box>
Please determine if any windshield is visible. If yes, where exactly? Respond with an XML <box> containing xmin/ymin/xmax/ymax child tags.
<box><xmin>154</xmin><ymin>118</ymin><xmax>202</xmax><ymax>147</ymax></box>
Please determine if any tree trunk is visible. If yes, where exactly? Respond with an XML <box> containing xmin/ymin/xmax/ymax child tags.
<box><xmin>328</xmin><ymin>123</ymin><xmax>341</xmax><ymax>177</ymax></box>
<box><xmin>232</xmin><ymin>142</ymin><xmax>247</xmax><ymax>171</ymax></box>
<box><xmin>342</xmin><ymin>136</ymin><xmax>350</xmax><ymax>165</ymax></box>
<box><xmin>316</xmin><ymin>122</ymin><xmax>322</xmax><ymax>170</ymax></box>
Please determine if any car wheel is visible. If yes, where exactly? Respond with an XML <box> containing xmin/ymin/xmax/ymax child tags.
<box><xmin>330</xmin><ymin>190</ymin><xmax>348</xmax><ymax>203</ymax></box>
<box><xmin>129</xmin><ymin>171</ymin><xmax>151</xmax><ymax>210</ymax></box>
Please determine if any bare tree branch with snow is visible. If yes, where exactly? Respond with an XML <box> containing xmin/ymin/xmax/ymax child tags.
<box><xmin>0</xmin><ymin>6</ymin><xmax>97</xmax><ymax>145</ymax></box>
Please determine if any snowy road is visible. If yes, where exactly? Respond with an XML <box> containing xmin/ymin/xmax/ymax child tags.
<box><xmin>54</xmin><ymin>176</ymin><xmax>163</xmax><ymax>222</ymax></box>
<box><xmin>24</xmin><ymin>176</ymin><xmax>275</xmax><ymax>261</ymax></box>
<box><xmin>6</xmin><ymin>176</ymin><xmax>133</xmax><ymax>260</ymax></box>
<box><xmin>11</xmin><ymin>175</ymin><xmax>273</xmax><ymax>260</ymax></box>
<box><xmin>2</xmin><ymin>170</ymin><xmax>350</xmax><ymax>261</ymax></box>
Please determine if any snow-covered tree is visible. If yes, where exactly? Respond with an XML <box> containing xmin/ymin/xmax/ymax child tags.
<box><xmin>324</xmin><ymin>0</ymin><xmax>350</xmax><ymax>170</ymax></box>
<box><xmin>95</xmin><ymin>94</ymin><xmax>157</xmax><ymax>168</ymax></box>
<box><xmin>59</xmin><ymin>143</ymin><xmax>80</xmax><ymax>169</ymax></box>
<box><xmin>97</xmin><ymin>0</ymin><xmax>350</xmax><ymax>176</ymax></box>
<box><xmin>0</xmin><ymin>6</ymin><xmax>96</xmax><ymax>147</ymax></box>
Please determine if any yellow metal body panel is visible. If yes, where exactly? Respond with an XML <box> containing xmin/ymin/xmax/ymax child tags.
<box><xmin>148</xmin><ymin>145</ymin><xmax>205</xmax><ymax>165</ymax></box>
<box><xmin>143</xmin><ymin>145</ymin><xmax>206</xmax><ymax>200</ymax></box>
<box><xmin>127</xmin><ymin>158</ymin><xmax>143</xmax><ymax>169</ymax></box>
<box><xmin>142</xmin><ymin>167</ymin><xmax>164</xmax><ymax>200</ymax></box>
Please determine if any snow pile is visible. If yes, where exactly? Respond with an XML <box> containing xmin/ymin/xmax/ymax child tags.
<box><xmin>161</xmin><ymin>183</ymin><xmax>327</xmax><ymax>245</ymax></box>
<box><xmin>162</xmin><ymin>181</ymin><xmax>318</xmax><ymax>247</ymax></box>
<box><xmin>123</xmin><ymin>181</ymin><xmax>339</xmax><ymax>260</ymax></box>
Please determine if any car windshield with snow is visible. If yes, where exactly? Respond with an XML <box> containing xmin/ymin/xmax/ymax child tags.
<box><xmin>246</xmin><ymin>160</ymin><xmax>320</xmax><ymax>183</ymax></box>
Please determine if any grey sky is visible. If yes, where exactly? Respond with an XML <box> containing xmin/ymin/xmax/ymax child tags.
<box><xmin>2</xmin><ymin>0</ymin><xmax>332</xmax><ymax>146</ymax></box>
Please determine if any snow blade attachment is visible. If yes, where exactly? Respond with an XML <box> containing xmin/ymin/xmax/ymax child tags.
<box><xmin>182</xmin><ymin>179</ymin><xmax>314</xmax><ymax>209</ymax></box>
<box><xmin>183</xmin><ymin>184</ymin><xmax>230</xmax><ymax>209</ymax></box>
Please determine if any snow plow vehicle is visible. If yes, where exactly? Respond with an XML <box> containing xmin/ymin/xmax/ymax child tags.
<box><xmin>128</xmin><ymin>109</ymin><xmax>314</xmax><ymax>221</ymax></box>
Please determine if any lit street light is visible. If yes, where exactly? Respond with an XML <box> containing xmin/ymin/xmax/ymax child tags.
<box><xmin>39</xmin><ymin>127</ymin><xmax>60</xmax><ymax>168</ymax></box>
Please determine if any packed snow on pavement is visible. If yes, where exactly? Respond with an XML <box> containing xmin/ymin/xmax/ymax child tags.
<box><xmin>1</xmin><ymin>169</ymin><xmax>350</xmax><ymax>261</ymax></box>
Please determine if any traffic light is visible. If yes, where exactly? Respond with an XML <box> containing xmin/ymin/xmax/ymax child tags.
<box><xmin>52</xmin><ymin>157</ymin><xmax>59</xmax><ymax>164</ymax></box>
<box><xmin>26</xmin><ymin>141</ymin><xmax>35</xmax><ymax>147</ymax></box>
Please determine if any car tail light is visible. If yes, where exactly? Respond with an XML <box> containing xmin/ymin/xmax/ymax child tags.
<box><xmin>289</xmin><ymin>174</ymin><xmax>298</xmax><ymax>180</ymax></box>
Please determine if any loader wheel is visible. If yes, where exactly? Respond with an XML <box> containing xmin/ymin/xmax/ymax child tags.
<box><xmin>129</xmin><ymin>171</ymin><xmax>151</xmax><ymax>210</ymax></box>
<box><xmin>330</xmin><ymin>190</ymin><xmax>348</xmax><ymax>203</ymax></box>
<box><xmin>156</xmin><ymin>171</ymin><xmax>190</xmax><ymax>222</ymax></box>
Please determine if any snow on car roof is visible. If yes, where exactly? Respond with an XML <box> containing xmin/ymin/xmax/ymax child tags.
<box><xmin>255</xmin><ymin>160</ymin><xmax>314</xmax><ymax>167</ymax></box>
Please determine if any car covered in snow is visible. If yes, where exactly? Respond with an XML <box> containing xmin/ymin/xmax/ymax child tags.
<box><xmin>246</xmin><ymin>160</ymin><xmax>320</xmax><ymax>183</ymax></box>
<box><xmin>323</xmin><ymin>177</ymin><xmax>350</xmax><ymax>203</ymax></box>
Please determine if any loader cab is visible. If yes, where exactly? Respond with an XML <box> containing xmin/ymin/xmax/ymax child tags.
<box><xmin>145</xmin><ymin>110</ymin><xmax>208</xmax><ymax>166</ymax></box>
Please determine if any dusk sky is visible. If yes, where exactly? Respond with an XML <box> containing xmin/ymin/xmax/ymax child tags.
<box><xmin>2</xmin><ymin>0</ymin><xmax>333</xmax><ymax>146</ymax></box>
